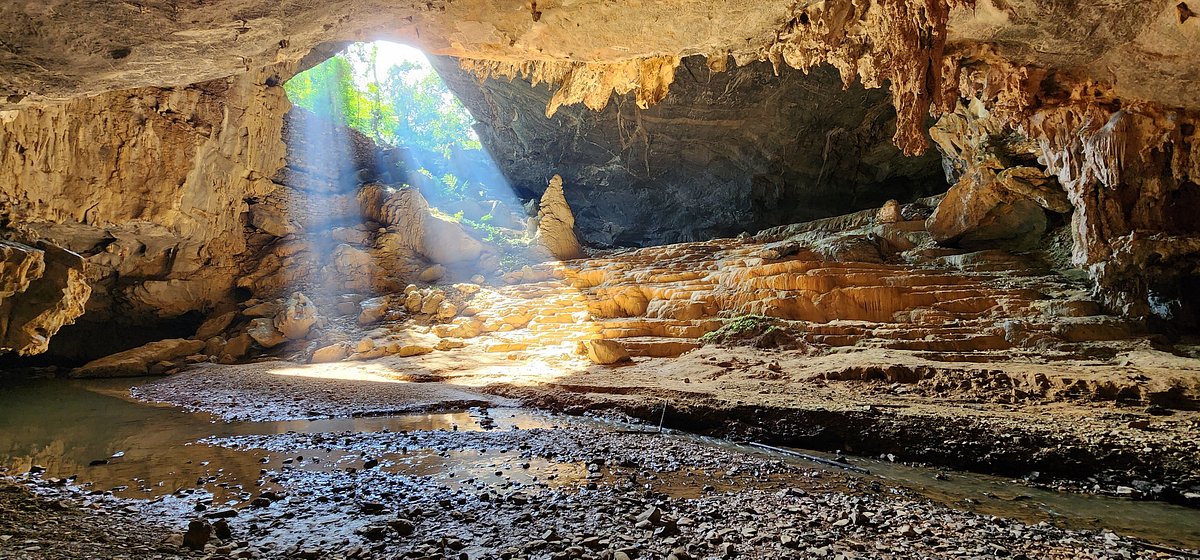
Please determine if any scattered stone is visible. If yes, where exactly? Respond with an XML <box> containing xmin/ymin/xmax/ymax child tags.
<box><xmin>182</xmin><ymin>519</ymin><xmax>211</xmax><ymax>551</ymax></box>
<box><xmin>419</xmin><ymin>264</ymin><xmax>447</xmax><ymax>283</ymax></box>
<box><xmin>275</xmin><ymin>292</ymin><xmax>318</xmax><ymax>340</ymax></box>
<box><xmin>357</xmin><ymin>296</ymin><xmax>390</xmax><ymax>325</ymax></box>
<box><xmin>582</xmin><ymin>339</ymin><xmax>631</xmax><ymax>365</ymax></box>
<box><xmin>71</xmin><ymin>338</ymin><xmax>206</xmax><ymax>378</ymax></box>
<box><xmin>247</xmin><ymin>318</ymin><xmax>287</xmax><ymax>348</ymax></box>
<box><xmin>311</xmin><ymin>343</ymin><xmax>348</xmax><ymax>363</ymax></box>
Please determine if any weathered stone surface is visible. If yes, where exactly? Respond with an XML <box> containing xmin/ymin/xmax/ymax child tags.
<box><xmin>927</xmin><ymin>166</ymin><xmax>1063</xmax><ymax>250</ymax></box>
<box><xmin>535</xmin><ymin>175</ymin><xmax>585</xmax><ymax>260</ymax></box>
<box><xmin>194</xmin><ymin>311</ymin><xmax>238</xmax><ymax>341</ymax></box>
<box><xmin>275</xmin><ymin>292</ymin><xmax>318</xmax><ymax>340</ymax></box>
<box><xmin>356</xmin><ymin>184</ymin><xmax>485</xmax><ymax>267</ymax></box>
<box><xmin>0</xmin><ymin>241</ymin><xmax>91</xmax><ymax>356</ymax></box>
<box><xmin>357</xmin><ymin>297</ymin><xmax>391</xmax><ymax>325</ymax></box>
<box><xmin>435</xmin><ymin>56</ymin><xmax>944</xmax><ymax>246</ymax></box>
<box><xmin>72</xmin><ymin>338</ymin><xmax>205</xmax><ymax>378</ymax></box>
<box><xmin>932</xmin><ymin>83</ymin><xmax>1200</xmax><ymax>324</ymax></box>
<box><xmin>4</xmin><ymin>1</ymin><xmax>1196</xmax><ymax>136</ymax></box>
<box><xmin>221</xmin><ymin>333</ymin><xmax>254</xmax><ymax>361</ymax></box>
<box><xmin>0</xmin><ymin>64</ymin><xmax>290</xmax><ymax>361</ymax></box>
<box><xmin>582</xmin><ymin>339</ymin><xmax>631</xmax><ymax>365</ymax></box>
<box><xmin>0</xmin><ymin>0</ymin><xmax>1198</xmax><ymax>354</ymax></box>
<box><xmin>247</xmin><ymin>318</ymin><xmax>287</xmax><ymax>349</ymax></box>
<box><xmin>311</xmin><ymin>343</ymin><xmax>349</xmax><ymax>363</ymax></box>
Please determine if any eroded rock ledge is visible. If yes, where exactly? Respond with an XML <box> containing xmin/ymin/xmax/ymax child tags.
<box><xmin>0</xmin><ymin>1</ymin><xmax>1197</xmax><ymax>356</ymax></box>
<box><xmin>0</xmin><ymin>239</ymin><xmax>89</xmax><ymax>355</ymax></box>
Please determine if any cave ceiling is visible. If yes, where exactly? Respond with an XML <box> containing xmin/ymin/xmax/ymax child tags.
<box><xmin>2</xmin><ymin>0</ymin><xmax>1197</xmax><ymax>121</ymax></box>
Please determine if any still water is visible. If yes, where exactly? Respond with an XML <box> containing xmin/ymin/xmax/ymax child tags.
<box><xmin>1</xmin><ymin>377</ymin><xmax>1198</xmax><ymax>550</ymax></box>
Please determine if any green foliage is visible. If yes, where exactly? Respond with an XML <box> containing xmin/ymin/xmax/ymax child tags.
<box><xmin>699</xmin><ymin>315</ymin><xmax>778</xmax><ymax>344</ymax></box>
<box><xmin>284</xmin><ymin>43</ymin><xmax>482</xmax><ymax>199</ymax></box>
<box><xmin>461</xmin><ymin>215</ymin><xmax>532</xmax><ymax>252</ymax></box>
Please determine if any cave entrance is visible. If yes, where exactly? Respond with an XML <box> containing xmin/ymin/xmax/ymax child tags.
<box><xmin>282</xmin><ymin>41</ymin><xmax>533</xmax><ymax>259</ymax></box>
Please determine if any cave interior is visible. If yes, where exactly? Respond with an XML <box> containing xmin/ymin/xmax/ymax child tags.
<box><xmin>1</xmin><ymin>1</ymin><xmax>1200</xmax><ymax>558</ymax></box>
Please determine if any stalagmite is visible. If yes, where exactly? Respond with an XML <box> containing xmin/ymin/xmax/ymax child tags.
<box><xmin>535</xmin><ymin>175</ymin><xmax>585</xmax><ymax>261</ymax></box>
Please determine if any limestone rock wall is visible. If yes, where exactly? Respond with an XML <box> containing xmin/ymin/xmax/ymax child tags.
<box><xmin>435</xmin><ymin>55</ymin><xmax>945</xmax><ymax>247</ymax></box>
<box><xmin>0</xmin><ymin>67</ymin><xmax>291</xmax><ymax>360</ymax></box>
<box><xmin>0</xmin><ymin>240</ymin><xmax>90</xmax><ymax>356</ymax></box>
<box><xmin>1</xmin><ymin>0</ymin><xmax>1199</xmax><ymax>354</ymax></box>
<box><xmin>928</xmin><ymin>57</ymin><xmax>1200</xmax><ymax>328</ymax></box>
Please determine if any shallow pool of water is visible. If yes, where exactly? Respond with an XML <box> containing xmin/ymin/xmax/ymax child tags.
<box><xmin>2</xmin><ymin>377</ymin><xmax>1199</xmax><ymax>550</ymax></box>
<box><xmin>0</xmin><ymin>378</ymin><xmax>555</xmax><ymax>504</ymax></box>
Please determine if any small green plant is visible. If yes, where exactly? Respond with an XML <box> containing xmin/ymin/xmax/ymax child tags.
<box><xmin>462</xmin><ymin>216</ymin><xmax>531</xmax><ymax>250</ymax></box>
<box><xmin>700</xmin><ymin>315</ymin><xmax>775</xmax><ymax>344</ymax></box>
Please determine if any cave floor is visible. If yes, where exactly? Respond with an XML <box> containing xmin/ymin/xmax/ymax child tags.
<box><xmin>136</xmin><ymin>344</ymin><xmax>1200</xmax><ymax>503</ymax></box>
<box><xmin>3</xmin><ymin>364</ymin><xmax>1200</xmax><ymax>559</ymax></box>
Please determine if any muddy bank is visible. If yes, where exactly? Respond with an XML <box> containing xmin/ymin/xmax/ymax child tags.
<box><xmin>133</xmin><ymin>351</ymin><xmax>1200</xmax><ymax>508</ymax></box>
<box><xmin>506</xmin><ymin>387</ymin><xmax>1200</xmax><ymax>506</ymax></box>
<box><xmin>0</xmin><ymin>477</ymin><xmax>172</xmax><ymax>559</ymax></box>
<box><xmin>5</xmin><ymin>414</ymin><xmax>1196</xmax><ymax>560</ymax></box>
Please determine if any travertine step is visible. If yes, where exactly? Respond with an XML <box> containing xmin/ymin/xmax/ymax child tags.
<box><xmin>617</xmin><ymin>337</ymin><xmax>703</xmax><ymax>358</ymax></box>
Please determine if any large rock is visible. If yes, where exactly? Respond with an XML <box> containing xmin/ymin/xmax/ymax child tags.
<box><xmin>247</xmin><ymin>318</ymin><xmax>287</xmax><ymax>348</ymax></box>
<box><xmin>927</xmin><ymin>166</ymin><xmax>1067</xmax><ymax>250</ymax></box>
<box><xmin>0</xmin><ymin>64</ymin><xmax>289</xmax><ymax>362</ymax></box>
<box><xmin>71</xmin><ymin>338</ymin><xmax>205</xmax><ymax>378</ymax></box>
<box><xmin>357</xmin><ymin>184</ymin><xmax>483</xmax><ymax>265</ymax></box>
<box><xmin>535</xmin><ymin>175</ymin><xmax>585</xmax><ymax>260</ymax></box>
<box><xmin>582</xmin><ymin>339</ymin><xmax>631</xmax><ymax>365</ymax></box>
<box><xmin>274</xmin><ymin>292</ymin><xmax>318</xmax><ymax>340</ymax></box>
<box><xmin>194</xmin><ymin>310</ymin><xmax>237</xmax><ymax>341</ymax></box>
<box><xmin>0</xmin><ymin>241</ymin><xmax>91</xmax><ymax>356</ymax></box>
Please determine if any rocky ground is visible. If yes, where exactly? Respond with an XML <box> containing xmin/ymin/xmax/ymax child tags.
<box><xmin>0</xmin><ymin>477</ymin><xmax>172</xmax><ymax>559</ymax></box>
<box><xmin>4</xmin><ymin>407</ymin><xmax>1196</xmax><ymax>560</ymax></box>
<box><xmin>132</xmin><ymin>341</ymin><xmax>1200</xmax><ymax>508</ymax></box>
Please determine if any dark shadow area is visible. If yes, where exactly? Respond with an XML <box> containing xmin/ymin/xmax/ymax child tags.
<box><xmin>433</xmin><ymin>55</ymin><xmax>948</xmax><ymax>247</ymax></box>
<box><xmin>0</xmin><ymin>312</ymin><xmax>205</xmax><ymax>368</ymax></box>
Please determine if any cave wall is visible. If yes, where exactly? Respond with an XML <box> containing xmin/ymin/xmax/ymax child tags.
<box><xmin>435</xmin><ymin>55</ymin><xmax>945</xmax><ymax>247</ymax></box>
<box><xmin>0</xmin><ymin>1</ymin><xmax>1199</xmax><ymax>355</ymax></box>
<box><xmin>0</xmin><ymin>66</ymin><xmax>291</xmax><ymax>361</ymax></box>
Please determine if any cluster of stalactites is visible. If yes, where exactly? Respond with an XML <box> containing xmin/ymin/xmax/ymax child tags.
<box><xmin>458</xmin><ymin>1</ymin><xmax>973</xmax><ymax>156</ymax></box>
<box><xmin>932</xmin><ymin>49</ymin><xmax>1200</xmax><ymax>320</ymax></box>
<box><xmin>459</xmin><ymin>56</ymin><xmax>679</xmax><ymax>118</ymax></box>
<box><xmin>762</xmin><ymin>0</ymin><xmax>974</xmax><ymax>156</ymax></box>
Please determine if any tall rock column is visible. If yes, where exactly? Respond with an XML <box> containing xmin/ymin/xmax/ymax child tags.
<box><xmin>535</xmin><ymin>175</ymin><xmax>584</xmax><ymax>261</ymax></box>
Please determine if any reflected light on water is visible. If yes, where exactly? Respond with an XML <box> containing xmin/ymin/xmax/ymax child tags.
<box><xmin>265</xmin><ymin>362</ymin><xmax>405</xmax><ymax>383</ymax></box>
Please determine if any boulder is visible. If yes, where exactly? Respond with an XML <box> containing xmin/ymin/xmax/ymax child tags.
<box><xmin>535</xmin><ymin>175</ymin><xmax>585</xmax><ymax>260</ymax></box>
<box><xmin>275</xmin><ymin>292</ymin><xmax>318</xmax><ymax>340</ymax></box>
<box><xmin>357</xmin><ymin>296</ymin><xmax>390</xmax><ymax>325</ymax></box>
<box><xmin>0</xmin><ymin>241</ymin><xmax>91</xmax><ymax>356</ymax></box>
<box><xmin>221</xmin><ymin>333</ymin><xmax>254</xmax><ymax>360</ymax></box>
<box><xmin>194</xmin><ymin>310</ymin><xmax>237</xmax><ymax>341</ymax></box>
<box><xmin>72</xmin><ymin>338</ymin><xmax>206</xmax><ymax>378</ymax></box>
<box><xmin>927</xmin><ymin>166</ymin><xmax>1064</xmax><ymax>250</ymax></box>
<box><xmin>327</xmin><ymin>244</ymin><xmax>377</xmax><ymax>293</ymax></box>
<box><xmin>582</xmin><ymin>339</ymin><xmax>631</xmax><ymax>365</ymax></box>
<box><xmin>876</xmin><ymin>199</ymin><xmax>903</xmax><ymax>224</ymax></box>
<box><xmin>311</xmin><ymin>343</ymin><xmax>349</xmax><ymax>363</ymax></box>
<box><xmin>249</xmin><ymin>203</ymin><xmax>292</xmax><ymax>237</ymax></box>
<box><xmin>404</xmin><ymin>290</ymin><xmax>424</xmax><ymax>312</ymax></box>
<box><xmin>419</xmin><ymin>291</ymin><xmax>445</xmax><ymax>315</ymax></box>
<box><xmin>247</xmin><ymin>318</ymin><xmax>287</xmax><ymax>348</ymax></box>
<box><xmin>419</xmin><ymin>264</ymin><xmax>447</xmax><ymax>283</ymax></box>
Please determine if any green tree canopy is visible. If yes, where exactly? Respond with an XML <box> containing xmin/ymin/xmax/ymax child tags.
<box><xmin>284</xmin><ymin>43</ymin><xmax>480</xmax><ymax>158</ymax></box>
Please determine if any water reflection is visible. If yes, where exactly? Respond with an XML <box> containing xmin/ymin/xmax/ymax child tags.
<box><xmin>0</xmin><ymin>378</ymin><xmax>551</xmax><ymax>504</ymax></box>
<box><xmin>2</xmin><ymin>378</ymin><xmax>1199</xmax><ymax>550</ymax></box>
